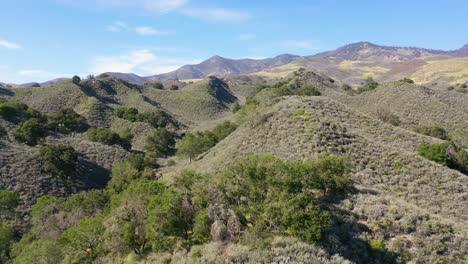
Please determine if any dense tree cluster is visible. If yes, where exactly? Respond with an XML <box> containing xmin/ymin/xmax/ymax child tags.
<box><xmin>255</xmin><ymin>77</ymin><xmax>321</xmax><ymax>97</ymax></box>
<box><xmin>4</xmin><ymin>154</ymin><xmax>353</xmax><ymax>263</ymax></box>
<box><xmin>177</xmin><ymin>121</ymin><xmax>237</xmax><ymax>161</ymax></box>
<box><xmin>37</xmin><ymin>145</ymin><xmax>79</xmax><ymax>182</ymax></box>
<box><xmin>86</xmin><ymin>127</ymin><xmax>132</xmax><ymax>149</ymax></box>
<box><xmin>217</xmin><ymin>155</ymin><xmax>352</xmax><ymax>242</ymax></box>
<box><xmin>144</xmin><ymin>128</ymin><xmax>175</xmax><ymax>157</ymax></box>
<box><xmin>0</xmin><ymin>100</ymin><xmax>88</xmax><ymax>146</ymax></box>
<box><xmin>114</xmin><ymin>107</ymin><xmax>170</xmax><ymax>128</ymax></box>
<box><xmin>48</xmin><ymin>109</ymin><xmax>89</xmax><ymax>133</ymax></box>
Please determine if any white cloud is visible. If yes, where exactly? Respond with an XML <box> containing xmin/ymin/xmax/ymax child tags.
<box><xmin>106</xmin><ymin>20</ymin><xmax>129</xmax><ymax>31</ymax></box>
<box><xmin>135</xmin><ymin>26</ymin><xmax>170</xmax><ymax>36</ymax></box>
<box><xmin>182</xmin><ymin>8</ymin><xmax>251</xmax><ymax>22</ymax></box>
<box><xmin>19</xmin><ymin>70</ymin><xmax>44</xmax><ymax>76</ymax></box>
<box><xmin>282</xmin><ymin>40</ymin><xmax>318</xmax><ymax>50</ymax></box>
<box><xmin>0</xmin><ymin>40</ymin><xmax>21</xmax><ymax>49</ymax></box>
<box><xmin>64</xmin><ymin>0</ymin><xmax>188</xmax><ymax>12</ymax></box>
<box><xmin>238</xmin><ymin>34</ymin><xmax>256</xmax><ymax>40</ymax></box>
<box><xmin>90</xmin><ymin>49</ymin><xmax>199</xmax><ymax>75</ymax></box>
<box><xmin>91</xmin><ymin>49</ymin><xmax>156</xmax><ymax>73</ymax></box>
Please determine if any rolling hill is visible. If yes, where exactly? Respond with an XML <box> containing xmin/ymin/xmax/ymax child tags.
<box><xmin>252</xmin><ymin>42</ymin><xmax>468</xmax><ymax>85</ymax></box>
<box><xmin>1</xmin><ymin>61</ymin><xmax>467</xmax><ymax>262</ymax></box>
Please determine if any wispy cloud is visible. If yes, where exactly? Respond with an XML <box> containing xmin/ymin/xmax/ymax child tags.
<box><xmin>107</xmin><ymin>21</ymin><xmax>172</xmax><ymax>36</ymax></box>
<box><xmin>91</xmin><ymin>49</ymin><xmax>155</xmax><ymax>73</ymax></box>
<box><xmin>282</xmin><ymin>40</ymin><xmax>319</xmax><ymax>50</ymax></box>
<box><xmin>0</xmin><ymin>39</ymin><xmax>21</xmax><ymax>49</ymax></box>
<box><xmin>182</xmin><ymin>8</ymin><xmax>251</xmax><ymax>22</ymax></box>
<box><xmin>106</xmin><ymin>21</ymin><xmax>128</xmax><ymax>31</ymax></box>
<box><xmin>238</xmin><ymin>34</ymin><xmax>256</xmax><ymax>40</ymax></box>
<box><xmin>19</xmin><ymin>70</ymin><xmax>45</xmax><ymax>76</ymax></box>
<box><xmin>63</xmin><ymin>0</ymin><xmax>188</xmax><ymax>12</ymax></box>
<box><xmin>90</xmin><ymin>49</ymin><xmax>200</xmax><ymax>75</ymax></box>
<box><xmin>135</xmin><ymin>26</ymin><xmax>171</xmax><ymax>36</ymax></box>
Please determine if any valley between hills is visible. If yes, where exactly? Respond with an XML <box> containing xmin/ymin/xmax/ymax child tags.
<box><xmin>0</xmin><ymin>42</ymin><xmax>467</xmax><ymax>263</ymax></box>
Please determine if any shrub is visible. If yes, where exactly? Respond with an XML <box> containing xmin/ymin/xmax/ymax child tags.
<box><xmin>295</xmin><ymin>85</ymin><xmax>321</xmax><ymax>96</ymax></box>
<box><xmin>232</xmin><ymin>102</ymin><xmax>241</xmax><ymax>113</ymax></box>
<box><xmin>145</xmin><ymin>128</ymin><xmax>175</xmax><ymax>157</ymax></box>
<box><xmin>177</xmin><ymin>121</ymin><xmax>237</xmax><ymax>161</ymax></box>
<box><xmin>0</xmin><ymin>101</ymin><xmax>28</xmax><ymax>120</ymax></box>
<box><xmin>138</xmin><ymin>110</ymin><xmax>170</xmax><ymax>128</ymax></box>
<box><xmin>0</xmin><ymin>190</ymin><xmax>20</xmax><ymax>219</ymax></box>
<box><xmin>455</xmin><ymin>88</ymin><xmax>467</xmax><ymax>94</ymax></box>
<box><xmin>127</xmin><ymin>153</ymin><xmax>146</xmax><ymax>171</ymax></box>
<box><xmin>376</xmin><ymin>109</ymin><xmax>400</xmax><ymax>126</ymax></box>
<box><xmin>414</xmin><ymin>126</ymin><xmax>448</xmax><ymax>140</ymax></box>
<box><xmin>114</xmin><ymin>107</ymin><xmax>170</xmax><ymax>128</ymax></box>
<box><xmin>166</xmin><ymin>159</ymin><xmax>176</xmax><ymax>167</ymax></box>
<box><xmin>356</xmin><ymin>78</ymin><xmax>379</xmax><ymax>94</ymax></box>
<box><xmin>211</xmin><ymin>121</ymin><xmax>238</xmax><ymax>142</ymax></box>
<box><xmin>176</xmin><ymin>132</ymin><xmax>205</xmax><ymax>161</ymax></box>
<box><xmin>48</xmin><ymin>109</ymin><xmax>88</xmax><ymax>133</ymax></box>
<box><xmin>37</xmin><ymin>145</ymin><xmax>78</xmax><ymax>180</ymax></box>
<box><xmin>399</xmin><ymin>78</ymin><xmax>415</xmax><ymax>84</ymax></box>
<box><xmin>86</xmin><ymin>127</ymin><xmax>131</xmax><ymax>149</ymax></box>
<box><xmin>72</xmin><ymin>75</ymin><xmax>81</xmax><ymax>85</ymax></box>
<box><xmin>151</xmin><ymin>82</ymin><xmax>164</xmax><ymax>90</ymax></box>
<box><xmin>107</xmin><ymin>161</ymin><xmax>142</xmax><ymax>194</ymax></box>
<box><xmin>86</xmin><ymin>128</ymin><xmax>120</xmax><ymax>145</ymax></box>
<box><xmin>217</xmin><ymin>155</ymin><xmax>352</xmax><ymax>243</ymax></box>
<box><xmin>14</xmin><ymin>118</ymin><xmax>48</xmax><ymax>145</ymax></box>
<box><xmin>170</xmin><ymin>85</ymin><xmax>179</xmax><ymax>90</ymax></box>
<box><xmin>418</xmin><ymin>143</ymin><xmax>450</xmax><ymax>166</ymax></box>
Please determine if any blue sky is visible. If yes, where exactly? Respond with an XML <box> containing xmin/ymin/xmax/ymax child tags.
<box><xmin>0</xmin><ymin>0</ymin><xmax>467</xmax><ymax>83</ymax></box>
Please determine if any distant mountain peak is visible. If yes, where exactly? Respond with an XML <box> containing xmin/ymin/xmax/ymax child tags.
<box><xmin>152</xmin><ymin>54</ymin><xmax>301</xmax><ymax>80</ymax></box>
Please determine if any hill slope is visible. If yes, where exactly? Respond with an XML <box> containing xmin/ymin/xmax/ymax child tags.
<box><xmin>152</xmin><ymin>54</ymin><xmax>301</xmax><ymax>80</ymax></box>
<box><xmin>252</xmin><ymin>42</ymin><xmax>468</xmax><ymax>85</ymax></box>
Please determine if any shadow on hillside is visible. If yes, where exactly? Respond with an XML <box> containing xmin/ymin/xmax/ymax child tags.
<box><xmin>77</xmin><ymin>159</ymin><xmax>110</xmax><ymax>189</ymax></box>
<box><xmin>0</xmin><ymin>87</ymin><xmax>14</xmax><ymax>96</ymax></box>
<box><xmin>78</xmin><ymin>83</ymin><xmax>119</xmax><ymax>105</ymax></box>
<box><xmin>208</xmin><ymin>77</ymin><xmax>238</xmax><ymax>105</ymax></box>
<box><xmin>321</xmin><ymin>190</ymin><xmax>399</xmax><ymax>264</ymax></box>
<box><xmin>142</xmin><ymin>95</ymin><xmax>161</xmax><ymax>107</ymax></box>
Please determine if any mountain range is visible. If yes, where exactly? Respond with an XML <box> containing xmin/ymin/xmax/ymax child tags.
<box><xmin>2</xmin><ymin>42</ymin><xmax>468</xmax><ymax>87</ymax></box>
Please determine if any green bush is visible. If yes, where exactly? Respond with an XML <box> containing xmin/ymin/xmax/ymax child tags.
<box><xmin>417</xmin><ymin>143</ymin><xmax>468</xmax><ymax>174</ymax></box>
<box><xmin>217</xmin><ymin>154</ymin><xmax>352</xmax><ymax>243</ymax></box>
<box><xmin>211</xmin><ymin>120</ymin><xmax>238</xmax><ymax>142</ymax></box>
<box><xmin>231</xmin><ymin>102</ymin><xmax>241</xmax><ymax>113</ymax></box>
<box><xmin>177</xmin><ymin>121</ymin><xmax>237</xmax><ymax>161</ymax></box>
<box><xmin>72</xmin><ymin>75</ymin><xmax>81</xmax><ymax>85</ymax></box>
<box><xmin>295</xmin><ymin>85</ymin><xmax>321</xmax><ymax>96</ymax></box>
<box><xmin>376</xmin><ymin>109</ymin><xmax>400</xmax><ymax>126</ymax></box>
<box><xmin>0</xmin><ymin>100</ymin><xmax>39</xmax><ymax>121</ymax></box>
<box><xmin>145</xmin><ymin>128</ymin><xmax>175</xmax><ymax>157</ymax></box>
<box><xmin>414</xmin><ymin>126</ymin><xmax>448</xmax><ymax>140</ymax></box>
<box><xmin>114</xmin><ymin>107</ymin><xmax>170</xmax><ymax>128</ymax></box>
<box><xmin>0</xmin><ymin>190</ymin><xmax>20</xmax><ymax>219</ymax></box>
<box><xmin>48</xmin><ymin>109</ymin><xmax>88</xmax><ymax>133</ymax></box>
<box><xmin>418</xmin><ymin>143</ymin><xmax>450</xmax><ymax>165</ymax></box>
<box><xmin>399</xmin><ymin>78</ymin><xmax>415</xmax><ymax>84</ymax></box>
<box><xmin>14</xmin><ymin>118</ymin><xmax>48</xmax><ymax>145</ymax></box>
<box><xmin>86</xmin><ymin>127</ymin><xmax>131</xmax><ymax>149</ymax></box>
<box><xmin>356</xmin><ymin>78</ymin><xmax>379</xmax><ymax>94</ymax></box>
<box><xmin>37</xmin><ymin>145</ymin><xmax>78</xmax><ymax>180</ymax></box>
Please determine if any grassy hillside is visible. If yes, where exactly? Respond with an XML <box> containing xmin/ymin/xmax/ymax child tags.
<box><xmin>1</xmin><ymin>70</ymin><xmax>467</xmax><ymax>263</ymax></box>
<box><xmin>251</xmin><ymin>44</ymin><xmax>468</xmax><ymax>86</ymax></box>
<box><xmin>182</xmin><ymin>95</ymin><xmax>467</xmax><ymax>263</ymax></box>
